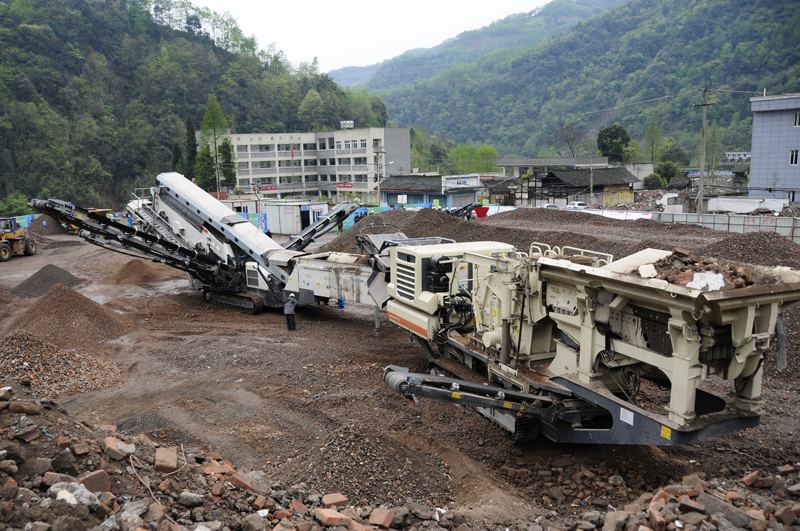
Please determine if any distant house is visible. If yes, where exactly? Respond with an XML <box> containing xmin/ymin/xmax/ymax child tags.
<box><xmin>517</xmin><ymin>167</ymin><xmax>639</xmax><ymax>206</ymax></box>
<box><xmin>749</xmin><ymin>94</ymin><xmax>800</xmax><ymax>199</ymax></box>
<box><xmin>380</xmin><ymin>175</ymin><xmax>480</xmax><ymax>208</ymax></box>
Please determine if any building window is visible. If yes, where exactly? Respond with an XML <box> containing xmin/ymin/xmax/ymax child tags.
<box><xmin>277</xmin><ymin>144</ymin><xmax>291</xmax><ymax>151</ymax></box>
<box><xmin>292</xmin><ymin>143</ymin><xmax>300</xmax><ymax>151</ymax></box>
<box><xmin>354</xmin><ymin>157</ymin><xmax>367</xmax><ymax>165</ymax></box>
<box><xmin>354</xmin><ymin>174</ymin><xmax>368</xmax><ymax>183</ymax></box>
<box><xmin>372</xmin><ymin>139</ymin><xmax>380</xmax><ymax>148</ymax></box>
<box><xmin>279</xmin><ymin>176</ymin><xmax>292</xmax><ymax>184</ymax></box>
<box><xmin>344</xmin><ymin>140</ymin><xmax>351</xmax><ymax>149</ymax></box>
<box><xmin>791</xmin><ymin>150</ymin><xmax>799</xmax><ymax>166</ymax></box>
<box><xmin>318</xmin><ymin>139</ymin><xmax>326</xmax><ymax>150</ymax></box>
<box><xmin>257</xmin><ymin>161</ymin><xmax>272</xmax><ymax>169</ymax></box>
<box><xmin>238</xmin><ymin>162</ymin><xmax>249</xmax><ymax>170</ymax></box>
<box><xmin>236</xmin><ymin>145</ymin><xmax>248</xmax><ymax>152</ymax></box>
<box><xmin>303</xmin><ymin>143</ymin><xmax>316</xmax><ymax>150</ymax></box>
<box><xmin>338</xmin><ymin>158</ymin><xmax>351</xmax><ymax>165</ymax></box>
<box><xmin>319</xmin><ymin>175</ymin><xmax>328</xmax><ymax>182</ymax></box>
<box><xmin>794</xmin><ymin>112</ymin><xmax>800</xmax><ymax>127</ymax></box>
<box><xmin>360</xmin><ymin>139</ymin><xmax>367</xmax><ymax>148</ymax></box>
<box><xmin>306</xmin><ymin>175</ymin><xmax>318</xmax><ymax>182</ymax></box>
<box><xmin>304</xmin><ymin>159</ymin><xmax>317</xmax><ymax>166</ymax></box>
<box><xmin>335</xmin><ymin>141</ymin><xmax>342</xmax><ymax>150</ymax></box>
<box><xmin>258</xmin><ymin>144</ymin><xmax>272</xmax><ymax>152</ymax></box>
<box><xmin>340</xmin><ymin>175</ymin><xmax>352</xmax><ymax>182</ymax></box>
<box><xmin>319</xmin><ymin>159</ymin><xmax>327</xmax><ymax>166</ymax></box>
<box><xmin>329</xmin><ymin>158</ymin><xmax>336</xmax><ymax>165</ymax></box>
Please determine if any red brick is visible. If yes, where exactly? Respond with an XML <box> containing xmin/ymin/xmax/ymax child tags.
<box><xmin>229</xmin><ymin>470</ymin><xmax>268</xmax><ymax>495</ymax></box>
<box><xmin>274</xmin><ymin>509</ymin><xmax>290</xmax><ymax>520</ymax></box>
<box><xmin>742</xmin><ymin>471</ymin><xmax>759</xmax><ymax>487</ymax></box>
<box><xmin>78</xmin><ymin>470</ymin><xmax>111</xmax><ymax>493</ymax></box>
<box><xmin>777</xmin><ymin>464</ymin><xmax>796</xmax><ymax>476</ymax></box>
<box><xmin>211</xmin><ymin>483</ymin><xmax>225</xmax><ymax>497</ymax></box>
<box><xmin>154</xmin><ymin>447</ymin><xmax>178</xmax><ymax>473</ymax></box>
<box><xmin>369</xmin><ymin>508</ymin><xmax>395</xmax><ymax>529</ymax></box>
<box><xmin>348</xmin><ymin>520</ymin><xmax>367</xmax><ymax>531</ymax></box>
<box><xmin>681</xmin><ymin>512</ymin><xmax>706</xmax><ymax>526</ymax></box>
<box><xmin>8</xmin><ymin>401</ymin><xmax>41</xmax><ymax>415</ymax></box>
<box><xmin>203</xmin><ymin>460</ymin><xmax>234</xmax><ymax>475</ymax></box>
<box><xmin>322</xmin><ymin>492</ymin><xmax>348</xmax><ymax>508</ymax></box>
<box><xmin>315</xmin><ymin>508</ymin><xmax>351</xmax><ymax>527</ymax></box>
<box><xmin>56</xmin><ymin>436</ymin><xmax>71</xmax><ymax>450</ymax></box>
<box><xmin>42</xmin><ymin>472</ymin><xmax>74</xmax><ymax>486</ymax></box>
<box><xmin>289</xmin><ymin>498</ymin><xmax>309</xmax><ymax>516</ymax></box>
<box><xmin>754</xmin><ymin>476</ymin><xmax>775</xmax><ymax>488</ymax></box>
<box><xmin>678</xmin><ymin>495</ymin><xmax>705</xmax><ymax>514</ymax></box>
<box><xmin>649</xmin><ymin>507</ymin><xmax>666</xmax><ymax>531</ymax></box>
<box><xmin>103</xmin><ymin>436</ymin><xmax>134</xmax><ymax>460</ymax></box>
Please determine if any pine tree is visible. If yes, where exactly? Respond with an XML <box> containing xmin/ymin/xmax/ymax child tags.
<box><xmin>643</xmin><ymin>114</ymin><xmax>662</xmax><ymax>163</ymax></box>
<box><xmin>200</xmin><ymin>94</ymin><xmax>229</xmax><ymax>192</ymax></box>
<box><xmin>185</xmin><ymin>115</ymin><xmax>197</xmax><ymax>181</ymax></box>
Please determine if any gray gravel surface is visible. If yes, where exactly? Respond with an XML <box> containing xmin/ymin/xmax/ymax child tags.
<box><xmin>10</xmin><ymin>264</ymin><xmax>82</xmax><ymax>298</ymax></box>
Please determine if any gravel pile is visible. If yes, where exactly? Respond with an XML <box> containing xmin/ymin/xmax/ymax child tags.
<box><xmin>26</xmin><ymin>214</ymin><xmax>69</xmax><ymax>235</ymax></box>
<box><xmin>10</xmin><ymin>264</ymin><xmax>82</xmax><ymax>298</ymax></box>
<box><xmin>5</xmin><ymin>284</ymin><xmax>135</xmax><ymax>350</ymax></box>
<box><xmin>279</xmin><ymin>421</ymin><xmax>453</xmax><ymax>506</ymax></box>
<box><xmin>697</xmin><ymin>231</ymin><xmax>800</xmax><ymax>269</ymax></box>
<box><xmin>0</xmin><ymin>330</ymin><xmax>121</xmax><ymax>395</ymax></box>
<box><xmin>109</xmin><ymin>258</ymin><xmax>181</xmax><ymax>284</ymax></box>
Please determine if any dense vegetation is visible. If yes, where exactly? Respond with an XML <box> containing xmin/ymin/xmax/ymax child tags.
<box><xmin>328</xmin><ymin>0</ymin><xmax>626</xmax><ymax>90</ymax></box>
<box><xmin>0</xmin><ymin>0</ymin><xmax>387</xmax><ymax>212</ymax></box>
<box><xmin>383</xmin><ymin>0</ymin><xmax>800</xmax><ymax>158</ymax></box>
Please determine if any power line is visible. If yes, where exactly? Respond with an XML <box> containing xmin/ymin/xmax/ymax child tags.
<box><xmin>582</xmin><ymin>90</ymin><xmax>695</xmax><ymax>116</ymax></box>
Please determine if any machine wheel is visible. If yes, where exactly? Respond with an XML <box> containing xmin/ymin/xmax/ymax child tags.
<box><xmin>0</xmin><ymin>243</ymin><xmax>10</xmax><ymax>262</ymax></box>
<box><xmin>23</xmin><ymin>239</ymin><xmax>36</xmax><ymax>256</ymax></box>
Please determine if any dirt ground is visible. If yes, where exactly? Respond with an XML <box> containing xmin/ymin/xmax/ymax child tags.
<box><xmin>1</xmin><ymin>223</ymin><xmax>799</xmax><ymax>523</ymax></box>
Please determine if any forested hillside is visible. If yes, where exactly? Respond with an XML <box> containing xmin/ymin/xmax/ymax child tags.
<box><xmin>0</xmin><ymin>0</ymin><xmax>386</xmax><ymax>211</ymax></box>
<box><xmin>384</xmin><ymin>0</ymin><xmax>800</xmax><ymax>157</ymax></box>
<box><xmin>329</xmin><ymin>0</ymin><xmax>626</xmax><ymax>90</ymax></box>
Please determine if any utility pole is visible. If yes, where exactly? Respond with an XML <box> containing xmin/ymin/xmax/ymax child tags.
<box><xmin>589</xmin><ymin>156</ymin><xmax>594</xmax><ymax>207</ymax></box>
<box><xmin>694</xmin><ymin>89</ymin><xmax>716</xmax><ymax>214</ymax></box>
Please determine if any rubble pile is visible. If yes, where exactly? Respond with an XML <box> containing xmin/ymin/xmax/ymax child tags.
<box><xmin>278</xmin><ymin>422</ymin><xmax>453</xmax><ymax>507</ymax></box>
<box><xmin>780</xmin><ymin>203</ymin><xmax>800</xmax><ymax>217</ymax></box>
<box><xmin>0</xmin><ymin>331</ymin><xmax>121</xmax><ymax>395</ymax></box>
<box><xmin>26</xmin><ymin>216</ymin><xmax>69</xmax><ymax>236</ymax></box>
<box><xmin>5</xmin><ymin>284</ymin><xmax>135</xmax><ymax>350</ymax></box>
<box><xmin>645</xmin><ymin>248</ymin><xmax>757</xmax><ymax>290</ymax></box>
<box><xmin>10</xmin><ymin>265</ymin><xmax>82</xmax><ymax>299</ymax></box>
<box><xmin>1</xmin><ymin>378</ymin><xmax>800</xmax><ymax>531</ymax></box>
<box><xmin>109</xmin><ymin>259</ymin><xmax>182</xmax><ymax>284</ymax></box>
<box><xmin>608</xmin><ymin>190</ymin><xmax>667</xmax><ymax>212</ymax></box>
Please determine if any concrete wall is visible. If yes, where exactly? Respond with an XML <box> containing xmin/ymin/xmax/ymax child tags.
<box><xmin>384</xmin><ymin>127</ymin><xmax>411</xmax><ymax>178</ymax></box>
<box><xmin>708</xmin><ymin>196</ymin><xmax>789</xmax><ymax>213</ymax></box>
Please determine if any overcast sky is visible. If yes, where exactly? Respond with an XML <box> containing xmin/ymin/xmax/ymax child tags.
<box><xmin>196</xmin><ymin>0</ymin><xmax>548</xmax><ymax>73</ymax></box>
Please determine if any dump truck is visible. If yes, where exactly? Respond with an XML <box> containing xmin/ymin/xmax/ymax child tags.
<box><xmin>0</xmin><ymin>217</ymin><xmax>36</xmax><ymax>261</ymax></box>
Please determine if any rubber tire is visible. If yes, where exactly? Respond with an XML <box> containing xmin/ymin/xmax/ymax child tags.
<box><xmin>0</xmin><ymin>244</ymin><xmax>10</xmax><ymax>262</ymax></box>
<box><xmin>23</xmin><ymin>238</ymin><xmax>36</xmax><ymax>256</ymax></box>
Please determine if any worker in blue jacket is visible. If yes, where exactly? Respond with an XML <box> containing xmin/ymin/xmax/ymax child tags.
<box><xmin>284</xmin><ymin>293</ymin><xmax>299</xmax><ymax>330</ymax></box>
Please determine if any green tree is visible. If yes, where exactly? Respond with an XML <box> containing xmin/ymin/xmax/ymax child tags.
<box><xmin>597</xmin><ymin>124</ymin><xmax>630</xmax><ymax>162</ymax></box>
<box><xmin>0</xmin><ymin>190</ymin><xmax>33</xmax><ymax>216</ymax></box>
<box><xmin>643</xmin><ymin>114</ymin><xmax>662</xmax><ymax>162</ymax></box>
<box><xmin>200</xmin><ymin>93</ymin><xmax>229</xmax><ymax>192</ymax></box>
<box><xmin>219</xmin><ymin>138</ymin><xmax>236</xmax><ymax>188</ymax></box>
<box><xmin>185</xmin><ymin>115</ymin><xmax>197</xmax><ymax>181</ymax></box>
<box><xmin>171</xmin><ymin>141</ymin><xmax>184</xmax><ymax>174</ymax></box>
<box><xmin>623</xmin><ymin>139</ymin><xmax>644</xmax><ymax>162</ymax></box>
<box><xmin>655</xmin><ymin>161</ymin><xmax>680</xmax><ymax>185</ymax></box>
<box><xmin>298</xmin><ymin>89</ymin><xmax>325</xmax><ymax>131</ymax></box>
<box><xmin>194</xmin><ymin>146</ymin><xmax>216</xmax><ymax>190</ymax></box>
<box><xmin>660</xmin><ymin>138</ymin><xmax>690</xmax><ymax>166</ymax></box>
<box><xmin>643</xmin><ymin>173</ymin><xmax>665</xmax><ymax>189</ymax></box>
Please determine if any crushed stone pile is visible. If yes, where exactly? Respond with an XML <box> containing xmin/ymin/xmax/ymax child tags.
<box><xmin>278</xmin><ymin>422</ymin><xmax>453</xmax><ymax>507</ymax></box>
<box><xmin>647</xmin><ymin>248</ymin><xmax>758</xmax><ymax>289</ymax></box>
<box><xmin>5</xmin><ymin>284</ymin><xmax>135</xmax><ymax>350</ymax></box>
<box><xmin>10</xmin><ymin>264</ymin><xmax>82</xmax><ymax>299</ymax></box>
<box><xmin>697</xmin><ymin>231</ymin><xmax>800</xmax><ymax>270</ymax></box>
<box><xmin>109</xmin><ymin>258</ymin><xmax>182</xmax><ymax>284</ymax></box>
<box><xmin>0</xmin><ymin>330</ymin><xmax>121</xmax><ymax>395</ymax></box>
<box><xmin>26</xmin><ymin>214</ymin><xmax>69</xmax><ymax>236</ymax></box>
<box><xmin>1</xmin><ymin>378</ymin><xmax>800</xmax><ymax>531</ymax></box>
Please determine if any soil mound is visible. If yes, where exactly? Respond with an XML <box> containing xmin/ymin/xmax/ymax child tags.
<box><xmin>5</xmin><ymin>283</ymin><xmax>135</xmax><ymax>350</ymax></box>
<box><xmin>109</xmin><ymin>258</ymin><xmax>182</xmax><ymax>284</ymax></box>
<box><xmin>10</xmin><ymin>264</ymin><xmax>82</xmax><ymax>298</ymax></box>
<box><xmin>0</xmin><ymin>330</ymin><xmax>121</xmax><ymax>395</ymax></box>
<box><xmin>26</xmin><ymin>214</ymin><xmax>69</xmax><ymax>235</ymax></box>
<box><xmin>278</xmin><ymin>421</ymin><xmax>453</xmax><ymax>506</ymax></box>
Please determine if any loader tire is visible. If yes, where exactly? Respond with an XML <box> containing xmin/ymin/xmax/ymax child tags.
<box><xmin>0</xmin><ymin>243</ymin><xmax>10</xmax><ymax>262</ymax></box>
<box><xmin>23</xmin><ymin>238</ymin><xmax>36</xmax><ymax>256</ymax></box>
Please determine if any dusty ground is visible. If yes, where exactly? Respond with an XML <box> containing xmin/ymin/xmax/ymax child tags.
<box><xmin>1</xmin><ymin>217</ymin><xmax>799</xmax><ymax>523</ymax></box>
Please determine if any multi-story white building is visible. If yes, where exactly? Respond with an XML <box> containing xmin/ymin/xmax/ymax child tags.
<box><xmin>229</xmin><ymin>127</ymin><xmax>410</xmax><ymax>199</ymax></box>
